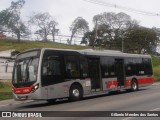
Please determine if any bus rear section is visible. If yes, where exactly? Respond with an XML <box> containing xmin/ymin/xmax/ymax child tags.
<box><xmin>100</xmin><ymin>56</ymin><xmax>154</xmax><ymax>92</ymax></box>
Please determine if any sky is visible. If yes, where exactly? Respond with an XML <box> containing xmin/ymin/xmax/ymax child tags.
<box><xmin>1</xmin><ymin>0</ymin><xmax>160</xmax><ymax>36</ymax></box>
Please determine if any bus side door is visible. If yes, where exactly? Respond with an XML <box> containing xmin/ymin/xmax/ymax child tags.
<box><xmin>89</xmin><ymin>58</ymin><xmax>101</xmax><ymax>91</ymax></box>
<box><xmin>115</xmin><ymin>59</ymin><xmax>126</xmax><ymax>86</ymax></box>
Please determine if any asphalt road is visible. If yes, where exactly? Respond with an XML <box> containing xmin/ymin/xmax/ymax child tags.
<box><xmin>0</xmin><ymin>84</ymin><xmax>160</xmax><ymax>120</ymax></box>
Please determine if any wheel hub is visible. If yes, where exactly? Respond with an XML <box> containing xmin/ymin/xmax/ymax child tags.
<box><xmin>73</xmin><ymin>89</ymin><xmax>79</xmax><ymax>97</ymax></box>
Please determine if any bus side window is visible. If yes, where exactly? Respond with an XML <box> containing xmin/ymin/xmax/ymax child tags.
<box><xmin>101</xmin><ymin>57</ymin><xmax>115</xmax><ymax>78</ymax></box>
<box><xmin>42</xmin><ymin>56</ymin><xmax>61</xmax><ymax>76</ymax></box>
<box><xmin>125</xmin><ymin>58</ymin><xmax>136</xmax><ymax>76</ymax></box>
<box><xmin>65</xmin><ymin>56</ymin><xmax>80</xmax><ymax>78</ymax></box>
<box><xmin>135</xmin><ymin>58</ymin><xmax>144</xmax><ymax>75</ymax></box>
<box><xmin>143</xmin><ymin>58</ymin><xmax>153</xmax><ymax>75</ymax></box>
<box><xmin>80</xmin><ymin>56</ymin><xmax>88</xmax><ymax>78</ymax></box>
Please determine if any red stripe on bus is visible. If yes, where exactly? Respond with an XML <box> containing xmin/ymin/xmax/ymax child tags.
<box><xmin>125</xmin><ymin>80</ymin><xmax>131</xmax><ymax>86</ymax></box>
<box><xmin>138</xmin><ymin>77</ymin><xmax>154</xmax><ymax>84</ymax></box>
<box><xmin>106</xmin><ymin>80</ymin><xmax>118</xmax><ymax>88</ymax></box>
<box><xmin>106</xmin><ymin>77</ymin><xmax>154</xmax><ymax>88</ymax></box>
<box><xmin>12</xmin><ymin>86</ymin><xmax>33</xmax><ymax>94</ymax></box>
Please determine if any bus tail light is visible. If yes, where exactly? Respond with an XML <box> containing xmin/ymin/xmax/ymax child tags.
<box><xmin>32</xmin><ymin>84</ymin><xmax>39</xmax><ymax>93</ymax></box>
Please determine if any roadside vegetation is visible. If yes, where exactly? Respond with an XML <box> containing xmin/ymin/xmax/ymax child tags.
<box><xmin>0</xmin><ymin>81</ymin><xmax>12</xmax><ymax>100</ymax></box>
<box><xmin>152</xmin><ymin>56</ymin><xmax>160</xmax><ymax>81</ymax></box>
<box><xmin>0</xmin><ymin>39</ymin><xmax>88</xmax><ymax>51</ymax></box>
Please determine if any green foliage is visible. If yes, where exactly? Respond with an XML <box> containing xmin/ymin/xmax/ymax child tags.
<box><xmin>82</xmin><ymin>12</ymin><xmax>138</xmax><ymax>49</ymax></box>
<box><xmin>0</xmin><ymin>82</ymin><xmax>12</xmax><ymax>100</ymax></box>
<box><xmin>124</xmin><ymin>27</ymin><xmax>159</xmax><ymax>54</ymax></box>
<box><xmin>152</xmin><ymin>56</ymin><xmax>160</xmax><ymax>81</ymax></box>
<box><xmin>0</xmin><ymin>0</ymin><xmax>27</xmax><ymax>42</ymax></box>
<box><xmin>82</xmin><ymin>12</ymin><xmax>160</xmax><ymax>53</ymax></box>
<box><xmin>153</xmin><ymin>66</ymin><xmax>160</xmax><ymax>82</ymax></box>
<box><xmin>0</xmin><ymin>82</ymin><xmax>5</xmax><ymax>88</ymax></box>
<box><xmin>0</xmin><ymin>81</ymin><xmax>12</xmax><ymax>89</ymax></box>
<box><xmin>0</xmin><ymin>92</ymin><xmax>12</xmax><ymax>100</ymax></box>
<box><xmin>152</xmin><ymin>56</ymin><xmax>160</xmax><ymax>67</ymax></box>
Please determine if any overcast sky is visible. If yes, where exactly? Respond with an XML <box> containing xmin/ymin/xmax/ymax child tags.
<box><xmin>1</xmin><ymin>0</ymin><xmax>160</xmax><ymax>36</ymax></box>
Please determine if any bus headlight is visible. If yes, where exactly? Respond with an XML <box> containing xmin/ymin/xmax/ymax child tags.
<box><xmin>32</xmin><ymin>84</ymin><xmax>39</xmax><ymax>93</ymax></box>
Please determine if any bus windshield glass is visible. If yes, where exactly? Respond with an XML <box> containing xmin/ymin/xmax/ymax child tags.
<box><xmin>13</xmin><ymin>51</ymin><xmax>40</xmax><ymax>84</ymax></box>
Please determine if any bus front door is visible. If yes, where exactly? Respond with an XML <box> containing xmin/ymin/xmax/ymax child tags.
<box><xmin>115</xmin><ymin>59</ymin><xmax>125</xmax><ymax>86</ymax></box>
<box><xmin>89</xmin><ymin>58</ymin><xmax>101</xmax><ymax>92</ymax></box>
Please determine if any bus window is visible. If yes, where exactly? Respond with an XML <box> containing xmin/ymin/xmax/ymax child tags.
<box><xmin>80</xmin><ymin>56</ymin><xmax>88</xmax><ymax>78</ymax></box>
<box><xmin>125</xmin><ymin>58</ymin><xmax>136</xmax><ymax>76</ymax></box>
<box><xmin>101</xmin><ymin>57</ymin><xmax>115</xmax><ymax>78</ymax></box>
<box><xmin>143</xmin><ymin>58</ymin><xmax>153</xmax><ymax>75</ymax></box>
<box><xmin>135</xmin><ymin>58</ymin><xmax>144</xmax><ymax>75</ymax></box>
<box><xmin>42</xmin><ymin>56</ymin><xmax>61</xmax><ymax>76</ymax></box>
<box><xmin>65</xmin><ymin>56</ymin><xmax>80</xmax><ymax>78</ymax></box>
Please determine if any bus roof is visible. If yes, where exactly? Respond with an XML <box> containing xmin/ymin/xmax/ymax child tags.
<box><xmin>78</xmin><ymin>49</ymin><xmax>151</xmax><ymax>58</ymax></box>
<box><xmin>17</xmin><ymin>48</ymin><xmax>151</xmax><ymax>59</ymax></box>
<box><xmin>40</xmin><ymin>48</ymin><xmax>151</xmax><ymax>58</ymax></box>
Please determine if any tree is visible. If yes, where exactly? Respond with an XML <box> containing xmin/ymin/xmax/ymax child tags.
<box><xmin>124</xmin><ymin>26</ymin><xmax>160</xmax><ymax>54</ymax></box>
<box><xmin>29</xmin><ymin>12</ymin><xmax>58</xmax><ymax>42</ymax></box>
<box><xmin>69</xmin><ymin>17</ymin><xmax>89</xmax><ymax>44</ymax></box>
<box><xmin>0</xmin><ymin>0</ymin><xmax>28</xmax><ymax>42</ymax></box>
<box><xmin>50</xmin><ymin>20</ymin><xmax>59</xmax><ymax>42</ymax></box>
<box><xmin>89</xmin><ymin>12</ymin><xmax>138</xmax><ymax>49</ymax></box>
<box><xmin>81</xmin><ymin>24</ymin><xmax>111</xmax><ymax>48</ymax></box>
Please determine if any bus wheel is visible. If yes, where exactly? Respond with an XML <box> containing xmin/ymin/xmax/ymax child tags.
<box><xmin>47</xmin><ymin>99</ymin><xmax>56</xmax><ymax>104</ymax></box>
<box><xmin>131</xmin><ymin>80</ymin><xmax>138</xmax><ymax>91</ymax></box>
<box><xmin>69</xmin><ymin>85</ymin><xmax>83</xmax><ymax>101</ymax></box>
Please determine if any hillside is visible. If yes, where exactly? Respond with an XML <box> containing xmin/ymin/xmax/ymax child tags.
<box><xmin>0</xmin><ymin>39</ymin><xmax>88</xmax><ymax>52</ymax></box>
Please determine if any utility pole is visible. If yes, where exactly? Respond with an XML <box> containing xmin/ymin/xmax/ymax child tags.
<box><xmin>122</xmin><ymin>36</ymin><xmax>124</xmax><ymax>52</ymax></box>
<box><xmin>121</xmin><ymin>31</ymin><xmax>124</xmax><ymax>52</ymax></box>
<box><xmin>93</xmin><ymin>19</ymin><xmax>98</xmax><ymax>49</ymax></box>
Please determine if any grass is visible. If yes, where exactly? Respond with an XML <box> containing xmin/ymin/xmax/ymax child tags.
<box><xmin>0</xmin><ymin>81</ymin><xmax>12</xmax><ymax>101</ymax></box>
<box><xmin>0</xmin><ymin>92</ymin><xmax>12</xmax><ymax>100</ymax></box>
<box><xmin>0</xmin><ymin>39</ymin><xmax>89</xmax><ymax>52</ymax></box>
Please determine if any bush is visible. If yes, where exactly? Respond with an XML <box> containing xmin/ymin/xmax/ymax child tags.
<box><xmin>152</xmin><ymin>56</ymin><xmax>160</xmax><ymax>81</ymax></box>
<box><xmin>0</xmin><ymin>82</ymin><xmax>5</xmax><ymax>88</ymax></box>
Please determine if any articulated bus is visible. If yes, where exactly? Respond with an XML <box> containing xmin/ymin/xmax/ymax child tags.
<box><xmin>12</xmin><ymin>48</ymin><xmax>154</xmax><ymax>102</ymax></box>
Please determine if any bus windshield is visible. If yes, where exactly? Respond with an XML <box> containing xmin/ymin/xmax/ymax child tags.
<box><xmin>13</xmin><ymin>57</ymin><xmax>39</xmax><ymax>84</ymax></box>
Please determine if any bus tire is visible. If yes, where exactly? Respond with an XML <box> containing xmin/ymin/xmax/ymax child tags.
<box><xmin>131</xmin><ymin>79</ymin><xmax>138</xmax><ymax>91</ymax></box>
<box><xmin>69</xmin><ymin>84</ymin><xmax>83</xmax><ymax>101</ymax></box>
